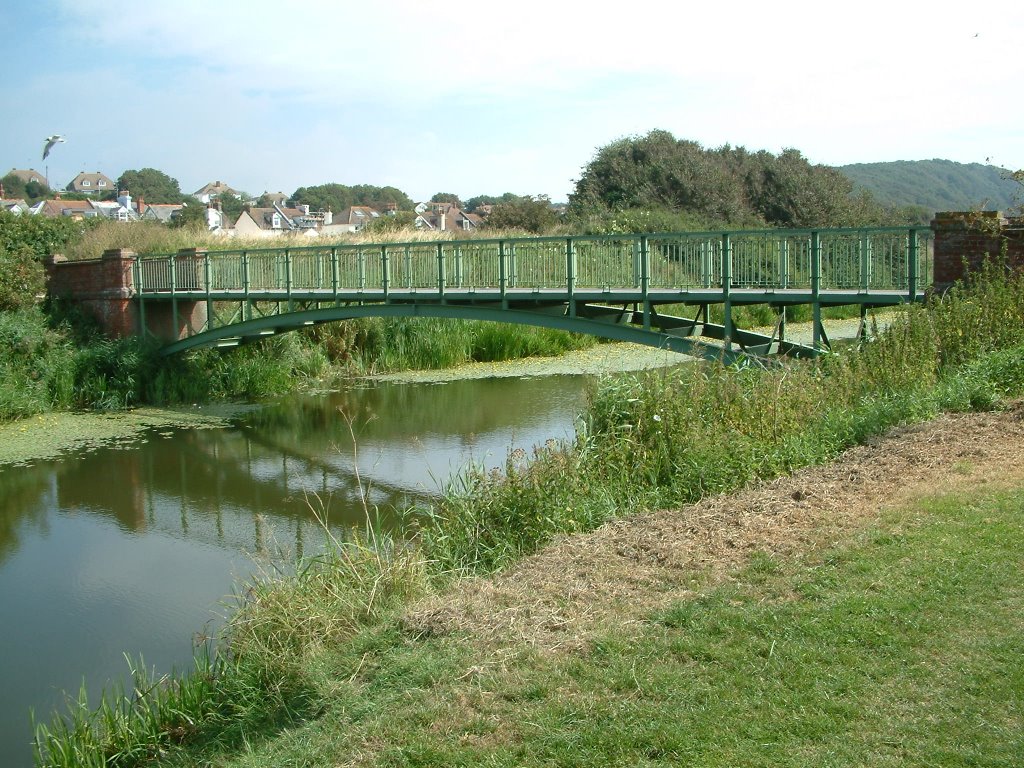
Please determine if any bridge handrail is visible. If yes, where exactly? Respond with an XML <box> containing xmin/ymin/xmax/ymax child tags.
<box><xmin>133</xmin><ymin>226</ymin><xmax>933</xmax><ymax>298</ymax></box>
<box><xmin>133</xmin><ymin>226</ymin><xmax>933</xmax><ymax>262</ymax></box>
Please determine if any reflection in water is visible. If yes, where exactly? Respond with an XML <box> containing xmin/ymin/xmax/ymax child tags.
<box><xmin>0</xmin><ymin>375</ymin><xmax>586</xmax><ymax>766</ymax></box>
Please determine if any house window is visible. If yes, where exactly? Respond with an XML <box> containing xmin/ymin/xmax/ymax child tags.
<box><xmin>98</xmin><ymin>180</ymin><xmax>106</xmax><ymax>187</ymax></box>
<box><xmin>82</xmin><ymin>180</ymin><xmax>91</xmax><ymax>187</ymax></box>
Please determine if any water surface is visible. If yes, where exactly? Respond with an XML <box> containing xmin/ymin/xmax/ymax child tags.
<box><xmin>0</xmin><ymin>375</ymin><xmax>587</xmax><ymax>766</ymax></box>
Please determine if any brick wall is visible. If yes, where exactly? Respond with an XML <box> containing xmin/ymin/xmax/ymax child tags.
<box><xmin>932</xmin><ymin>211</ymin><xmax>1024</xmax><ymax>291</ymax></box>
<box><xmin>45</xmin><ymin>248</ymin><xmax>208</xmax><ymax>340</ymax></box>
<box><xmin>45</xmin><ymin>249</ymin><xmax>139</xmax><ymax>338</ymax></box>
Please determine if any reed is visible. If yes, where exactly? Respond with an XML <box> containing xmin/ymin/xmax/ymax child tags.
<box><xmin>30</xmin><ymin>258</ymin><xmax>1024</xmax><ymax>765</ymax></box>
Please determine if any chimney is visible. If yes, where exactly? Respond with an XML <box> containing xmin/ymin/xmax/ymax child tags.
<box><xmin>439</xmin><ymin>211</ymin><xmax>446</xmax><ymax>231</ymax></box>
<box><xmin>137</xmin><ymin>195</ymin><xmax>146</xmax><ymax>216</ymax></box>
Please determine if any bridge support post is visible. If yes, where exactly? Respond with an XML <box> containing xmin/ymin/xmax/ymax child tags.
<box><xmin>639</xmin><ymin>236</ymin><xmax>651</xmax><ymax>330</ymax></box>
<box><xmin>811</xmin><ymin>231</ymin><xmax>822</xmax><ymax>352</ymax></box>
<box><xmin>721</xmin><ymin>233</ymin><xmax>732</xmax><ymax>352</ymax></box>
<box><xmin>499</xmin><ymin>240</ymin><xmax>508</xmax><ymax>309</ymax></box>
<box><xmin>45</xmin><ymin>248</ymin><xmax>139</xmax><ymax>338</ymax></box>
<box><xmin>566</xmin><ymin>237</ymin><xmax>576</xmax><ymax>318</ymax></box>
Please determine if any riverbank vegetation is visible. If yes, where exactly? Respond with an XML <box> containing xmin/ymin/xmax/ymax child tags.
<box><xmin>31</xmin><ymin>253</ymin><xmax>1024</xmax><ymax>764</ymax></box>
<box><xmin>4</xmin><ymin>132</ymin><xmax>943</xmax><ymax>427</ymax></box>
<box><xmin>0</xmin><ymin>213</ymin><xmax>597</xmax><ymax>424</ymax></box>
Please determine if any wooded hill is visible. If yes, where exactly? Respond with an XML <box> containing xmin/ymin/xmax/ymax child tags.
<box><xmin>838</xmin><ymin>159</ymin><xmax>1021</xmax><ymax>215</ymax></box>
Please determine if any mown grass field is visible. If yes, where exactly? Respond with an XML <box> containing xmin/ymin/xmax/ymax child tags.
<box><xmin>151</xmin><ymin>482</ymin><xmax>1024</xmax><ymax>767</ymax></box>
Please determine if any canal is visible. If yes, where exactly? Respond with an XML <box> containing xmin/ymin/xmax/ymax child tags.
<box><xmin>0</xmin><ymin>374</ymin><xmax>592</xmax><ymax>766</ymax></box>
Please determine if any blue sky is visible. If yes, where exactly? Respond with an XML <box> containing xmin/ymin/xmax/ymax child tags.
<box><xmin>3</xmin><ymin>1</ymin><xmax>1022</xmax><ymax>203</ymax></box>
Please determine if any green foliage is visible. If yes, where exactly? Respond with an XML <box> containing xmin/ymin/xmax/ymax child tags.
<box><xmin>464</xmin><ymin>192</ymin><xmax>519</xmax><ymax>212</ymax></box>
<box><xmin>0</xmin><ymin>209</ymin><xmax>94</xmax><ymax>260</ymax></box>
<box><xmin>1</xmin><ymin>173</ymin><xmax>49</xmax><ymax>204</ymax></box>
<box><xmin>429</xmin><ymin>192</ymin><xmax>463</xmax><ymax>208</ymax></box>
<box><xmin>840</xmin><ymin>159</ymin><xmax>1021</xmax><ymax>215</ymax></box>
<box><xmin>291</xmin><ymin>184</ymin><xmax>413</xmax><ymax>213</ymax></box>
<box><xmin>569</xmin><ymin>130</ymin><xmax>904</xmax><ymax>228</ymax></box>
<box><xmin>573</xmin><ymin>206</ymin><xmax>726</xmax><ymax>235</ymax></box>
<box><xmin>484</xmin><ymin>194</ymin><xmax>560</xmax><ymax>233</ymax></box>
<box><xmin>30</xmin><ymin>261</ymin><xmax>1024</xmax><ymax>764</ymax></box>
<box><xmin>214</xmin><ymin>192</ymin><xmax>249</xmax><ymax>221</ymax></box>
<box><xmin>420</xmin><ymin>264</ymin><xmax>1024</xmax><ymax>575</ymax></box>
<box><xmin>328</xmin><ymin>317</ymin><xmax>593</xmax><ymax>374</ymax></box>
<box><xmin>363</xmin><ymin>210</ymin><xmax>416</xmax><ymax>234</ymax></box>
<box><xmin>169</xmin><ymin>203</ymin><xmax>207</xmax><ymax>230</ymax></box>
<box><xmin>0</xmin><ymin>245</ymin><xmax>45</xmax><ymax>311</ymax></box>
<box><xmin>116</xmin><ymin>168</ymin><xmax>185</xmax><ymax>204</ymax></box>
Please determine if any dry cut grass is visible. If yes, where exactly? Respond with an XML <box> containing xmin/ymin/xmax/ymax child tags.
<box><xmin>403</xmin><ymin>400</ymin><xmax>1024</xmax><ymax>654</ymax></box>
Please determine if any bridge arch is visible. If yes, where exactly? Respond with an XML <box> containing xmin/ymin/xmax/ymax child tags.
<box><xmin>158</xmin><ymin>302</ymin><xmax>744</xmax><ymax>362</ymax></box>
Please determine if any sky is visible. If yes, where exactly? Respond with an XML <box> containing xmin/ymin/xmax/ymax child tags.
<box><xmin>2</xmin><ymin>1</ymin><xmax>1022</xmax><ymax>203</ymax></box>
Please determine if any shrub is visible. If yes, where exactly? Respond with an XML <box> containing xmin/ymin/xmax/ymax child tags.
<box><xmin>0</xmin><ymin>245</ymin><xmax>45</xmax><ymax>311</ymax></box>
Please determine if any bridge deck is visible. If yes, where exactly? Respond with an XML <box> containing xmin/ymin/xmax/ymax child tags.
<box><xmin>132</xmin><ymin>227</ymin><xmax>933</xmax><ymax>359</ymax></box>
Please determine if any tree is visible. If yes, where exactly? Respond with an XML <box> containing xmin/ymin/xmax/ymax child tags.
<box><xmin>364</xmin><ymin>210</ymin><xmax>416</xmax><ymax>234</ymax></box>
<box><xmin>430</xmin><ymin>192</ymin><xmax>464</xmax><ymax>209</ymax></box>
<box><xmin>214</xmin><ymin>191</ymin><xmax>249</xmax><ymax>221</ymax></box>
<box><xmin>486</xmin><ymin>195</ymin><xmax>560</xmax><ymax>233</ymax></box>
<box><xmin>0</xmin><ymin>243</ymin><xmax>45</xmax><ymax>311</ymax></box>
<box><xmin>568</xmin><ymin>130</ymin><xmax>890</xmax><ymax>228</ymax></box>
<box><xmin>170</xmin><ymin>203</ymin><xmax>207</xmax><ymax>229</ymax></box>
<box><xmin>116</xmin><ymin>168</ymin><xmax>185</xmax><ymax>204</ymax></box>
<box><xmin>465</xmin><ymin>192</ymin><xmax>520</xmax><ymax>212</ymax></box>
<box><xmin>292</xmin><ymin>184</ymin><xmax>414</xmax><ymax>213</ymax></box>
<box><xmin>0</xmin><ymin>210</ymin><xmax>93</xmax><ymax>260</ymax></box>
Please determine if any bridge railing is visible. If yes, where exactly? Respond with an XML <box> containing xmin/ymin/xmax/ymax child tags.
<box><xmin>135</xmin><ymin>227</ymin><xmax>933</xmax><ymax>297</ymax></box>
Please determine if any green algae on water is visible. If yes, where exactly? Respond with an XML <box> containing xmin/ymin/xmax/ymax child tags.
<box><xmin>0</xmin><ymin>404</ymin><xmax>260</xmax><ymax>467</ymax></box>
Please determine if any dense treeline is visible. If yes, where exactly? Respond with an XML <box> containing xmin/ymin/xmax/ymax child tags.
<box><xmin>567</xmin><ymin>130</ymin><xmax>924</xmax><ymax>230</ymax></box>
<box><xmin>290</xmin><ymin>183</ymin><xmax>414</xmax><ymax>213</ymax></box>
<box><xmin>839</xmin><ymin>159</ymin><xmax>1021</xmax><ymax>215</ymax></box>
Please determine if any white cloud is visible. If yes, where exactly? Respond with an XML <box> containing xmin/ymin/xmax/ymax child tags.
<box><xmin>15</xmin><ymin>0</ymin><xmax>1024</xmax><ymax>199</ymax></box>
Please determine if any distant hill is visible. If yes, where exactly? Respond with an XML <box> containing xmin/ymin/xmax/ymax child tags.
<box><xmin>838</xmin><ymin>159</ymin><xmax>1021</xmax><ymax>215</ymax></box>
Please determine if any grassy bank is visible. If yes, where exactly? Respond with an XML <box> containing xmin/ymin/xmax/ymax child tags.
<box><xmin>32</xmin><ymin>260</ymin><xmax>1024</xmax><ymax>765</ymax></box>
<box><xmin>150</xmin><ymin>485</ymin><xmax>1024</xmax><ymax>767</ymax></box>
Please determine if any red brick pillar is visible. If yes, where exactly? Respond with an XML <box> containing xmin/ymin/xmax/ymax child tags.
<box><xmin>932</xmin><ymin>211</ymin><xmax>1024</xmax><ymax>291</ymax></box>
<box><xmin>45</xmin><ymin>249</ymin><xmax>139</xmax><ymax>338</ymax></box>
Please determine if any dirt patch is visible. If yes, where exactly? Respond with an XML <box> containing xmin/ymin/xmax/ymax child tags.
<box><xmin>403</xmin><ymin>403</ymin><xmax>1024</xmax><ymax>653</ymax></box>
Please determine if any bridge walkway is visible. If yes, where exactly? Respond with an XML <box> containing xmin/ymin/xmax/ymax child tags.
<box><xmin>132</xmin><ymin>227</ymin><xmax>934</xmax><ymax>361</ymax></box>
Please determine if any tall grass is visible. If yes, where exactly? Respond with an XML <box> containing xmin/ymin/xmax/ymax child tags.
<box><xmin>418</xmin><ymin>256</ymin><xmax>1024</xmax><ymax>574</ymax></box>
<box><xmin>31</xmin><ymin>258</ymin><xmax>1024</xmax><ymax>766</ymax></box>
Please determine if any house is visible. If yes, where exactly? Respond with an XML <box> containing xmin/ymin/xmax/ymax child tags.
<box><xmin>233</xmin><ymin>204</ymin><xmax>338</xmax><ymax>238</ymax></box>
<box><xmin>140</xmin><ymin>203</ymin><xmax>185</xmax><ymax>223</ymax></box>
<box><xmin>193</xmin><ymin>180</ymin><xmax>240</xmax><ymax>204</ymax></box>
<box><xmin>30</xmin><ymin>192</ymin><xmax>138</xmax><ymax>222</ymax></box>
<box><xmin>0</xmin><ymin>197</ymin><xmax>29</xmax><ymax>215</ymax></box>
<box><xmin>67</xmin><ymin>171</ymin><xmax>115</xmax><ymax>195</ymax></box>
<box><xmin>30</xmin><ymin>199</ymin><xmax>100</xmax><ymax>219</ymax></box>
<box><xmin>6</xmin><ymin>168</ymin><xmax>48</xmax><ymax>187</ymax></box>
<box><xmin>260</xmin><ymin>191</ymin><xmax>289</xmax><ymax>207</ymax></box>
<box><xmin>338</xmin><ymin>205</ymin><xmax>379</xmax><ymax>232</ymax></box>
<box><xmin>414</xmin><ymin>202</ymin><xmax>482</xmax><ymax>231</ymax></box>
<box><xmin>233</xmin><ymin>204</ymin><xmax>300</xmax><ymax>237</ymax></box>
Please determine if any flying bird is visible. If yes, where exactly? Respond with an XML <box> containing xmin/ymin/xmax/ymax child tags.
<box><xmin>42</xmin><ymin>134</ymin><xmax>65</xmax><ymax>161</ymax></box>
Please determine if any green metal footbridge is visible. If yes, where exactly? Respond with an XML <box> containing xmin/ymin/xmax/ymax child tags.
<box><xmin>134</xmin><ymin>227</ymin><xmax>933</xmax><ymax>362</ymax></box>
